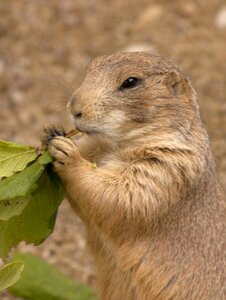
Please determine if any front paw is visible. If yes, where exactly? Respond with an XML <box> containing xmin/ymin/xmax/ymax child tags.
<box><xmin>41</xmin><ymin>125</ymin><xmax>66</xmax><ymax>147</ymax></box>
<box><xmin>48</xmin><ymin>136</ymin><xmax>81</xmax><ymax>166</ymax></box>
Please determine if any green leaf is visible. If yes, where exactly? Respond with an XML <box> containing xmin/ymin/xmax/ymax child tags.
<box><xmin>9</xmin><ymin>253</ymin><xmax>96</xmax><ymax>300</ymax></box>
<box><xmin>0</xmin><ymin>197</ymin><xmax>31</xmax><ymax>221</ymax></box>
<box><xmin>0</xmin><ymin>261</ymin><xmax>24</xmax><ymax>291</ymax></box>
<box><xmin>38</xmin><ymin>151</ymin><xmax>53</xmax><ymax>165</ymax></box>
<box><xmin>0</xmin><ymin>168</ymin><xmax>64</xmax><ymax>258</ymax></box>
<box><xmin>0</xmin><ymin>152</ymin><xmax>55</xmax><ymax>221</ymax></box>
<box><xmin>0</xmin><ymin>140</ymin><xmax>37</xmax><ymax>177</ymax></box>
<box><xmin>0</xmin><ymin>161</ymin><xmax>45</xmax><ymax>202</ymax></box>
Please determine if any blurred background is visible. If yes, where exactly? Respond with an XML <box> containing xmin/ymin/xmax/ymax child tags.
<box><xmin>0</xmin><ymin>0</ymin><xmax>226</xmax><ymax>298</ymax></box>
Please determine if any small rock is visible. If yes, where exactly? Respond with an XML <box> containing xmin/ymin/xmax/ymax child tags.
<box><xmin>135</xmin><ymin>5</ymin><xmax>163</xmax><ymax>30</ymax></box>
<box><xmin>215</xmin><ymin>6</ymin><xmax>226</xmax><ymax>29</ymax></box>
<box><xmin>122</xmin><ymin>43</ymin><xmax>156</xmax><ymax>53</ymax></box>
<box><xmin>59</xmin><ymin>0</ymin><xmax>74</xmax><ymax>12</ymax></box>
<box><xmin>63</xmin><ymin>14</ymin><xmax>79</xmax><ymax>26</ymax></box>
<box><xmin>0</xmin><ymin>58</ymin><xmax>5</xmax><ymax>75</ymax></box>
<box><xmin>10</xmin><ymin>90</ymin><xmax>23</xmax><ymax>103</ymax></box>
<box><xmin>178</xmin><ymin>2</ymin><xmax>197</xmax><ymax>17</ymax></box>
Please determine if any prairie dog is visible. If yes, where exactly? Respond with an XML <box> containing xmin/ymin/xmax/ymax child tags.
<box><xmin>43</xmin><ymin>52</ymin><xmax>226</xmax><ymax>300</ymax></box>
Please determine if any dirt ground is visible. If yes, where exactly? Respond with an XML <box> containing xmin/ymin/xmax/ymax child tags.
<box><xmin>0</xmin><ymin>0</ymin><xmax>226</xmax><ymax>299</ymax></box>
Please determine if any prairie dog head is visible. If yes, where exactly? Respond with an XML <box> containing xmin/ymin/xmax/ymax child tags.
<box><xmin>67</xmin><ymin>52</ymin><xmax>200</xmax><ymax>145</ymax></box>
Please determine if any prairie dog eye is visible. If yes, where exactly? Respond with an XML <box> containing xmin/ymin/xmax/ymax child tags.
<box><xmin>120</xmin><ymin>77</ymin><xmax>141</xmax><ymax>90</ymax></box>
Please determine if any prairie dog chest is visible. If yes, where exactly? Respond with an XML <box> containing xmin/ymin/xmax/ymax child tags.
<box><xmin>76</xmin><ymin>135</ymin><xmax>117</xmax><ymax>165</ymax></box>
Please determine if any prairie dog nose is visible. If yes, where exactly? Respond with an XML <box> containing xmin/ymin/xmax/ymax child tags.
<box><xmin>66</xmin><ymin>94</ymin><xmax>83</xmax><ymax>118</ymax></box>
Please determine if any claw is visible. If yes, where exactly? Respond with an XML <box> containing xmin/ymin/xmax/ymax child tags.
<box><xmin>41</xmin><ymin>125</ymin><xmax>66</xmax><ymax>147</ymax></box>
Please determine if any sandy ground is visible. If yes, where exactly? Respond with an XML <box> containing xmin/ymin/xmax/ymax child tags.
<box><xmin>0</xmin><ymin>0</ymin><xmax>226</xmax><ymax>299</ymax></box>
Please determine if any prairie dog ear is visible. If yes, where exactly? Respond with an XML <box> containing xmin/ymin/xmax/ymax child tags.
<box><xmin>165</xmin><ymin>70</ymin><xmax>187</xmax><ymax>97</ymax></box>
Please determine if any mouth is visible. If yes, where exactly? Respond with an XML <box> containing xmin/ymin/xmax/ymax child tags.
<box><xmin>73</xmin><ymin>122</ymin><xmax>101</xmax><ymax>136</ymax></box>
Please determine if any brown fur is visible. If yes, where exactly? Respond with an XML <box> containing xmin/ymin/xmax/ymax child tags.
<box><xmin>43</xmin><ymin>52</ymin><xmax>226</xmax><ymax>299</ymax></box>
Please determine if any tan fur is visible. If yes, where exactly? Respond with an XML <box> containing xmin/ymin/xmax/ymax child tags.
<box><xmin>44</xmin><ymin>52</ymin><xmax>226</xmax><ymax>299</ymax></box>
